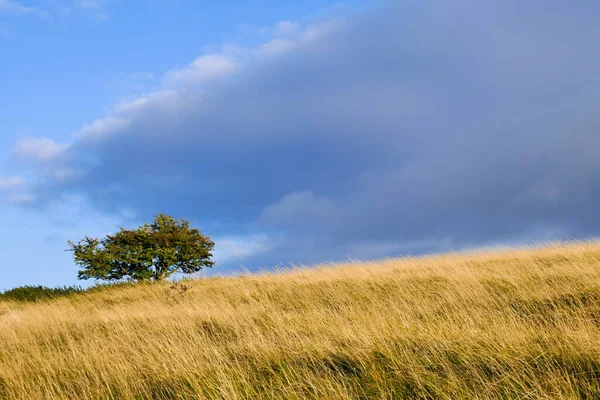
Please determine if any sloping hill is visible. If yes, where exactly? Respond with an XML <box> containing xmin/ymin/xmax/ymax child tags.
<box><xmin>2</xmin><ymin>242</ymin><xmax>600</xmax><ymax>399</ymax></box>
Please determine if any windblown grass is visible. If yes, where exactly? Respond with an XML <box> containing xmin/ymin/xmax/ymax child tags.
<box><xmin>0</xmin><ymin>285</ymin><xmax>85</xmax><ymax>302</ymax></box>
<box><xmin>2</xmin><ymin>241</ymin><xmax>600</xmax><ymax>399</ymax></box>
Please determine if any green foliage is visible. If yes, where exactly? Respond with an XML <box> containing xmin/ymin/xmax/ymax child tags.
<box><xmin>68</xmin><ymin>214</ymin><xmax>215</xmax><ymax>282</ymax></box>
<box><xmin>0</xmin><ymin>285</ymin><xmax>85</xmax><ymax>302</ymax></box>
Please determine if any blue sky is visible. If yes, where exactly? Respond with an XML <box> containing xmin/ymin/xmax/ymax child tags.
<box><xmin>1</xmin><ymin>0</ymin><xmax>600</xmax><ymax>289</ymax></box>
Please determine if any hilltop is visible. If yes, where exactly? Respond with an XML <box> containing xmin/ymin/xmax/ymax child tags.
<box><xmin>1</xmin><ymin>242</ymin><xmax>600</xmax><ymax>399</ymax></box>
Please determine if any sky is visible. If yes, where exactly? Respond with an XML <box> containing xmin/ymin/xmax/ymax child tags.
<box><xmin>1</xmin><ymin>0</ymin><xmax>599</xmax><ymax>289</ymax></box>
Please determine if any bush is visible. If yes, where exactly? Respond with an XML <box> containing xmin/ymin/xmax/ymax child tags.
<box><xmin>0</xmin><ymin>285</ymin><xmax>85</xmax><ymax>302</ymax></box>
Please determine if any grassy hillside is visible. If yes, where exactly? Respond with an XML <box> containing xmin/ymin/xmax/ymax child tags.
<box><xmin>2</xmin><ymin>242</ymin><xmax>600</xmax><ymax>399</ymax></box>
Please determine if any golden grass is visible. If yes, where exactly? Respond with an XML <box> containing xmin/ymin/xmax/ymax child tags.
<box><xmin>2</xmin><ymin>241</ymin><xmax>600</xmax><ymax>399</ymax></box>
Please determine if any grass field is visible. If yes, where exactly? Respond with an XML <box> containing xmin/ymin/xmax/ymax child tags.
<box><xmin>2</xmin><ymin>241</ymin><xmax>600</xmax><ymax>399</ymax></box>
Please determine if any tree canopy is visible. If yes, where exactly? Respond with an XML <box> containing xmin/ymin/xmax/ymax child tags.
<box><xmin>68</xmin><ymin>214</ymin><xmax>215</xmax><ymax>282</ymax></box>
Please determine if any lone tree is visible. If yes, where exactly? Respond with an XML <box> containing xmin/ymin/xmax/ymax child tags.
<box><xmin>68</xmin><ymin>214</ymin><xmax>215</xmax><ymax>282</ymax></box>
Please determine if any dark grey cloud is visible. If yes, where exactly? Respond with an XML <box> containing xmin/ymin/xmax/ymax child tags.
<box><xmin>9</xmin><ymin>0</ymin><xmax>600</xmax><ymax>270</ymax></box>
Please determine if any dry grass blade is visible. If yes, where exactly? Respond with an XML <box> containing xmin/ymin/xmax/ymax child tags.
<box><xmin>1</xmin><ymin>240</ymin><xmax>600</xmax><ymax>399</ymax></box>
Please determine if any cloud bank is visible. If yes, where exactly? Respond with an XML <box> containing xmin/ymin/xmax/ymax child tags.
<box><xmin>6</xmin><ymin>1</ymin><xmax>600</xmax><ymax>269</ymax></box>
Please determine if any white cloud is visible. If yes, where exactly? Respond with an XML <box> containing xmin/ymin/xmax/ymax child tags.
<box><xmin>0</xmin><ymin>176</ymin><xmax>33</xmax><ymax>205</ymax></box>
<box><xmin>257</xmin><ymin>39</ymin><xmax>294</xmax><ymax>57</ymax></box>
<box><xmin>6</xmin><ymin>193</ymin><xmax>35</xmax><ymax>205</ymax></box>
<box><xmin>164</xmin><ymin>54</ymin><xmax>237</xmax><ymax>86</ymax></box>
<box><xmin>257</xmin><ymin>19</ymin><xmax>341</xmax><ymax>58</ymax></box>
<box><xmin>75</xmin><ymin>116</ymin><xmax>130</xmax><ymax>141</ymax></box>
<box><xmin>76</xmin><ymin>0</ymin><xmax>113</xmax><ymax>19</ymax></box>
<box><xmin>0</xmin><ymin>176</ymin><xmax>25</xmax><ymax>191</ymax></box>
<box><xmin>0</xmin><ymin>0</ymin><xmax>35</xmax><ymax>14</ymax></box>
<box><xmin>65</xmin><ymin>18</ymin><xmax>335</xmax><ymax>145</ymax></box>
<box><xmin>213</xmin><ymin>234</ymin><xmax>274</xmax><ymax>264</ymax></box>
<box><xmin>164</xmin><ymin>19</ymin><xmax>336</xmax><ymax>85</ymax></box>
<box><xmin>274</xmin><ymin>21</ymin><xmax>300</xmax><ymax>37</ymax></box>
<box><xmin>12</xmin><ymin>137</ymin><xmax>69</xmax><ymax>164</ymax></box>
<box><xmin>39</xmin><ymin>0</ymin><xmax>117</xmax><ymax>21</ymax></box>
<box><xmin>9</xmin><ymin>138</ymin><xmax>81</xmax><ymax>185</ymax></box>
<box><xmin>48</xmin><ymin>19</ymin><xmax>341</xmax><ymax>147</ymax></box>
<box><xmin>78</xmin><ymin>0</ymin><xmax>110</xmax><ymax>9</ymax></box>
<box><xmin>48</xmin><ymin>167</ymin><xmax>84</xmax><ymax>181</ymax></box>
<box><xmin>112</xmin><ymin>90</ymin><xmax>176</xmax><ymax>115</ymax></box>
<box><xmin>74</xmin><ymin>90</ymin><xmax>177</xmax><ymax>142</ymax></box>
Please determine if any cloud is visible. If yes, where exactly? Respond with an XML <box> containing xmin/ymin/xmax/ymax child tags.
<box><xmin>274</xmin><ymin>21</ymin><xmax>301</xmax><ymax>37</ymax></box>
<box><xmin>75</xmin><ymin>0</ymin><xmax>113</xmax><ymax>19</ymax></box>
<box><xmin>75</xmin><ymin>116</ymin><xmax>131</xmax><ymax>141</ymax></box>
<box><xmin>0</xmin><ymin>0</ymin><xmax>42</xmax><ymax>15</ymax></box>
<box><xmin>0</xmin><ymin>176</ymin><xmax>25</xmax><ymax>191</ymax></box>
<box><xmin>7</xmin><ymin>1</ymin><xmax>600</xmax><ymax>270</ymax></box>
<box><xmin>260</xmin><ymin>191</ymin><xmax>341</xmax><ymax>234</ymax></box>
<box><xmin>6</xmin><ymin>193</ymin><xmax>35</xmax><ymax>205</ymax></box>
<box><xmin>11</xmin><ymin>137</ymin><xmax>82</xmax><ymax>182</ymax></box>
<box><xmin>0</xmin><ymin>176</ymin><xmax>34</xmax><ymax>205</ymax></box>
<box><xmin>12</xmin><ymin>137</ymin><xmax>69</xmax><ymax>164</ymax></box>
<box><xmin>39</xmin><ymin>0</ymin><xmax>116</xmax><ymax>20</ymax></box>
<box><xmin>77</xmin><ymin>0</ymin><xmax>110</xmax><ymax>8</ymax></box>
<box><xmin>212</xmin><ymin>234</ymin><xmax>274</xmax><ymax>265</ymax></box>
<box><xmin>164</xmin><ymin>54</ymin><xmax>238</xmax><ymax>86</ymax></box>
